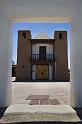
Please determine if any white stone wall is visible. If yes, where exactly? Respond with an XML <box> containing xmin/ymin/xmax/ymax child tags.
<box><xmin>32</xmin><ymin>65</ymin><xmax>36</xmax><ymax>80</ymax></box>
<box><xmin>49</xmin><ymin>65</ymin><xmax>53</xmax><ymax>80</ymax></box>
<box><xmin>32</xmin><ymin>44</ymin><xmax>53</xmax><ymax>55</ymax></box>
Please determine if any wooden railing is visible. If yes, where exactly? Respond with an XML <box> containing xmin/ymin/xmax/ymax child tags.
<box><xmin>32</xmin><ymin>54</ymin><xmax>55</xmax><ymax>61</ymax></box>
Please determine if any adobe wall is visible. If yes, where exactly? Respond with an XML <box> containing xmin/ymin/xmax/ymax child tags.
<box><xmin>55</xmin><ymin>31</ymin><xmax>69</xmax><ymax>81</ymax></box>
<box><xmin>16</xmin><ymin>31</ymin><xmax>31</xmax><ymax>81</ymax></box>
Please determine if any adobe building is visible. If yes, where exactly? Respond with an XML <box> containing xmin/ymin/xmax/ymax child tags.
<box><xmin>16</xmin><ymin>30</ymin><xmax>69</xmax><ymax>81</ymax></box>
<box><xmin>0</xmin><ymin>0</ymin><xmax>82</xmax><ymax>108</ymax></box>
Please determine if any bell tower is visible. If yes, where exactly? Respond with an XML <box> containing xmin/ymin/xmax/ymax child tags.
<box><xmin>55</xmin><ymin>31</ymin><xmax>69</xmax><ymax>81</ymax></box>
<box><xmin>16</xmin><ymin>30</ymin><xmax>31</xmax><ymax>81</ymax></box>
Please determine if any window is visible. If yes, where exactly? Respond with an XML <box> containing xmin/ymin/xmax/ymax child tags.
<box><xmin>22</xmin><ymin>32</ymin><xmax>26</xmax><ymax>39</ymax></box>
<box><xmin>39</xmin><ymin>46</ymin><xmax>46</xmax><ymax>60</ymax></box>
<box><xmin>59</xmin><ymin>33</ymin><xmax>63</xmax><ymax>39</ymax></box>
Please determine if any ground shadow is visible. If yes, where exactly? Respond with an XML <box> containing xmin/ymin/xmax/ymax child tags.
<box><xmin>3</xmin><ymin>121</ymin><xmax>82</xmax><ymax>124</ymax></box>
<box><xmin>0</xmin><ymin>107</ymin><xmax>7</xmax><ymax>119</ymax></box>
<box><xmin>75</xmin><ymin>108</ymin><xmax>82</xmax><ymax>122</ymax></box>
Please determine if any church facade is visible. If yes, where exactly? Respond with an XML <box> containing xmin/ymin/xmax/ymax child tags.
<box><xmin>16</xmin><ymin>30</ymin><xmax>69</xmax><ymax>81</ymax></box>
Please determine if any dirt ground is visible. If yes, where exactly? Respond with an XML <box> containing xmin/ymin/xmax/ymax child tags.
<box><xmin>12</xmin><ymin>82</ymin><xmax>70</xmax><ymax>105</ymax></box>
<box><xmin>1</xmin><ymin>82</ymin><xmax>82</xmax><ymax>123</ymax></box>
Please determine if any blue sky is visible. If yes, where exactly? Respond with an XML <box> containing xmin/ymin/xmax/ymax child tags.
<box><xmin>12</xmin><ymin>23</ymin><xmax>71</xmax><ymax>68</ymax></box>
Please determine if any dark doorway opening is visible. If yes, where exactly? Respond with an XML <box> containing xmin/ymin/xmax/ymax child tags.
<box><xmin>39</xmin><ymin>46</ymin><xmax>46</xmax><ymax>60</ymax></box>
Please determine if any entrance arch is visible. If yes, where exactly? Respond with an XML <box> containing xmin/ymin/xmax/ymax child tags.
<box><xmin>0</xmin><ymin>0</ymin><xmax>82</xmax><ymax>108</ymax></box>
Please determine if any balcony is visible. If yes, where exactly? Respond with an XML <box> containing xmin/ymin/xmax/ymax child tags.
<box><xmin>31</xmin><ymin>54</ymin><xmax>55</xmax><ymax>61</ymax></box>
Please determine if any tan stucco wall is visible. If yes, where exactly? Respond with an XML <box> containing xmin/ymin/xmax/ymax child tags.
<box><xmin>16</xmin><ymin>31</ymin><xmax>31</xmax><ymax>81</ymax></box>
<box><xmin>55</xmin><ymin>31</ymin><xmax>69</xmax><ymax>81</ymax></box>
